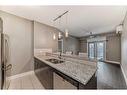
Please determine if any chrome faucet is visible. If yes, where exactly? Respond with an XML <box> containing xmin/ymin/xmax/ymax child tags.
<box><xmin>58</xmin><ymin>51</ymin><xmax>62</xmax><ymax>59</ymax></box>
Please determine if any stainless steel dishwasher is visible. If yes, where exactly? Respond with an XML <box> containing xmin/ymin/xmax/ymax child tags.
<box><xmin>53</xmin><ymin>72</ymin><xmax>77</xmax><ymax>89</ymax></box>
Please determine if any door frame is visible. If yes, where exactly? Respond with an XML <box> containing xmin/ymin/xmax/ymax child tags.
<box><xmin>58</xmin><ymin>39</ymin><xmax>63</xmax><ymax>53</ymax></box>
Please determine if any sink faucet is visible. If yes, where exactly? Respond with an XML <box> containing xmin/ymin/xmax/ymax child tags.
<box><xmin>58</xmin><ymin>51</ymin><xmax>62</xmax><ymax>59</ymax></box>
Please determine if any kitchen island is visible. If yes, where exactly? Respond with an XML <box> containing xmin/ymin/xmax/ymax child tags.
<box><xmin>34</xmin><ymin>54</ymin><xmax>97</xmax><ymax>89</ymax></box>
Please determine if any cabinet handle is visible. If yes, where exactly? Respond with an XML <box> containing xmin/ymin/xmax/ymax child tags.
<box><xmin>2</xmin><ymin>64</ymin><xmax>12</xmax><ymax>71</ymax></box>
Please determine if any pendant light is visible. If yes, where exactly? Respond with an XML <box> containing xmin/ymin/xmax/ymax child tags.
<box><xmin>53</xmin><ymin>33</ymin><xmax>56</xmax><ymax>40</ymax></box>
<box><xmin>53</xmin><ymin>21</ymin><xmax>56</xmax><ymax>40</ymax></box>
<box><xmin>65</xmin><ymin>29</ymin><xmax>69</xmax><ymax>37</ymax></box>
<box><xmin>116</xmin><ymin>24</ymin><xmax>123</xmax><ymax>34</ymax></box>
<box><xmin>53</xmin><ymin>11</ymin><xmax>69</xmax><ymax>39</ymax></box>
<box><xmin>58</xmin><ymin>17</ymin><xmax>62</xmax><ymax>39</ymax></box>
<box><xmin>58</xmin><ymin>32</ymin><xmax>62</xmax><ymax>39</ymax></box>
<box><xmin>65</xmin><ymin>11</ymin><xmax>69</xmax><ymax>37</ymax></box>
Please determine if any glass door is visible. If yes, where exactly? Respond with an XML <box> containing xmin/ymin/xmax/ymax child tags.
<box><xmin>96</xmin><ymin>42</ymin><xmax>105</xmax><ymax>60</ymax></box>
<box><xmin>88</xmin><ymin>41</ymin><xmax>105</xmax><ymax>60</ymax></box>
<box><xmin>88</xmin><ymin>42</ymin><xmax>95</xmax><ymax>59</ymax></box>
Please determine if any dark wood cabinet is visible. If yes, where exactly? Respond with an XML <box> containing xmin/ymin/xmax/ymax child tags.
<box><xmin>78</xmin><ymin>74</ymin><xmax>97</xmax><ymax>89</ymax></box>
<box><xmin>34</xmin><ymin>58</ymin><xmax>53</xmax><ymax>89</ymax></box>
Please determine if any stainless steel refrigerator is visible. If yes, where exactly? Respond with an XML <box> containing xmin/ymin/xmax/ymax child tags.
<box><xmin>0</xmin><ymin>17</ymin><xmax>12</xmax><ymax>89</ymax></box>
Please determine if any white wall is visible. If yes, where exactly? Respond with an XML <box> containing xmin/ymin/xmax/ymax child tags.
<box><xmin>121</xmin><ymin>12</ymin><xmax>127</xmax><ymax>83</ymax></box>
<box><xmin>0</xmin><ymin>11</ymin><xmax>34</xmax><ymax>76</ymax></box>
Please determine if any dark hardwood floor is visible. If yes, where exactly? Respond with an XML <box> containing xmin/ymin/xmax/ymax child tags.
<box><xmin>97</xmin><ymin>62</ymin><xmax>127</xmax><ymax>89</ymax></box>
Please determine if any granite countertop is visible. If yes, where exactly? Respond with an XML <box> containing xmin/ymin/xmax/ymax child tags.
<box><xmin>34</xmin><ymin>54</ymin><xmax>97</xmax><ymax>85</ymax></box>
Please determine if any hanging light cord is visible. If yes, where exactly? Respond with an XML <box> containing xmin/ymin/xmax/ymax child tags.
<box><xmin>66</xmin><ymin>11</ymin><xmax>68</xmax><ymax>28</ymax></box>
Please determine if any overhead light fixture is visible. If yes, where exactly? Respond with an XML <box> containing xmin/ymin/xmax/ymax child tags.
<box><xmin>116</xmin><ymin>24</ymin><xmax>123</xmax><ymax>34</ymax></box>
<box><xmin>53</xmin><ymin>33</ymin><xmax>56</xmax><ymax>40</ymax></box>
<box><xmin>89</xmin><ymin>32</ymin><xmax>95</xmax><ymax>38</ymax></box>
<box><xmin>53</xmin><ymin>11</ymin><xmax>69</xmax><ymax>39</ymax></box>
<box><xmin>52</xmin><ymin>21</ymin><xmax>56</xmax><ymax>40</ymax></box>
<box><xmin>58</xmin><ymin>17</ymin><xmax>62</xmax><ymax>39</ymax></box>
<box><xmin>65</xmin><ymin>29</ymin><xmax>69</xmax><ymax>37</ymax></box>
<box><xmin>58</xmin><ymin>32</ymin><xmax>62</xmax><ymax>39</ymax></box>
<box><xmin>65</xmin><ymin>11</ymin><xmax>69</xmax><ymax>37</ymax></box>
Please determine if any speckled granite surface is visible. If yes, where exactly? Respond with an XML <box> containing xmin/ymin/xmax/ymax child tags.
<box><xmin>34</xmin><ymin>54</ymin><xmax>97</xmax><ymax>85</ymax></box>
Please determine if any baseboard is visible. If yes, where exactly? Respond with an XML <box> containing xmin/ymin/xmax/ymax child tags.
<box><xmin>8</xmin><ymin>71</ymin><xmax>34</xmax><ymax>80</ymax></box>
<box><xmin>121</xmin><ymin>65</ymin><xmax>127</xmax><ymax>86</ymax></box>
<box><xmin>104</xmin><ymin>60</ymin><xmax>120</xmax><ymax>65</ymax></box>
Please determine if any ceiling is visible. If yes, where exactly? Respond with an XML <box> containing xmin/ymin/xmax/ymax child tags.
<box><xmin>0</xmin><ymin>6</ymin><xmax>126</xmax><ymax>37</ymax></box>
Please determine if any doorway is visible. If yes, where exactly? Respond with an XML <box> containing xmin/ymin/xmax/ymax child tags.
<box><xmin>58</xmin><ymin>39</ymin><xmax>63</xmax><ymax>53</ymax></box>
<box><xmin>88</xmin><ymin>41</ymin><xmax>105</xmax><ymax>60</ymax></box>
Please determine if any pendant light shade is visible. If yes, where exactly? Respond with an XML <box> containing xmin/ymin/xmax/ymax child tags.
<box><xmin>58</xmin><ymin>32</ymin><xmax>62</xmax><ymax>39</ymax></box>
<box><xmin>53</xmin><ymin>33</ymin><xmax>56</xmax><ymax>40</ymax></box>
<box><xmin>116</xmin><ymin>24</ymin><xmax>123</xmax><ymax>34</ymax></box>
<box><xmin>65</xmin><ymin>29</ymin><xmax>69</xmax><ymax>37</ymax></box>
<box><xmin>65</xmin><ymin>11</ymin><xmax>69</xmax><ymax>38</ymax></box>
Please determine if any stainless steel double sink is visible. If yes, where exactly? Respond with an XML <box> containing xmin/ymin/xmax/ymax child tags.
<box><xmin>46</xmin><ymin>58</ymin><xmax>64</xmax><ymax>64</ymax></box>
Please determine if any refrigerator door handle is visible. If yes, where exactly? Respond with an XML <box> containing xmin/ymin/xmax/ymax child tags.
<box><xmin>5</xmin><ymin>64</ymin><xmax>12</xmax><ymax>71</ymax></box>
<box><xmin>5</xmin><ymin>39</ymin><xmax>9</xmax><ymax>64</ymax></box>
<box><xmin>1</xmin><ymin>64</ymin><xmax>12</xmax><ymax>71</ymax></box>
<box><xmin>2</xmin><ymin>34</ymin><xmax>11</xmax><ymax>89</ymax></box>
<box><xmin>1</xmin><ymin>34</ymin><xmax>9</xmax><ymax>64</ymax></box>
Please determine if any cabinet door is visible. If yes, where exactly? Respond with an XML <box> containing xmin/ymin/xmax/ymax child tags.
<box><xmin>53</xmin><ymin>73</ymin><xmax>77</xmax><ymax>89</ymax></box>
<box><xmin>39</xmin><ymin>67</ymin><xmax>53</xmax><ymax>89</ymax></box>
<box><xmin>34</xmin><ymin>58</ymin><xmax>53</xmax><ymax>89</ymax></box>
<box><xmin>63</xmin><ymin>80</ymin><xmax>77</xmax><ymax>89</ymax></box>
<box><xmin>53</xmin><ymin>72</ymin><xmax>64</xmax><ymax>89</ymax></box>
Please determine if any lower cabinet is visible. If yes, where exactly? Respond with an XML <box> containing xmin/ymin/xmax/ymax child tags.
<box><xmin>53</xmin><ymin>72</ymin><xmax>77</xmax><ymax>89</ymax></box>
<box><xmin>34</xmin><ymin>58</ymin><xmax>53</xmax><ymax>89</ymax></box>
<box><xmin>79</xmin><ymin>74</ymin><xmax>97</xmax><ymax>89</ymax></box>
